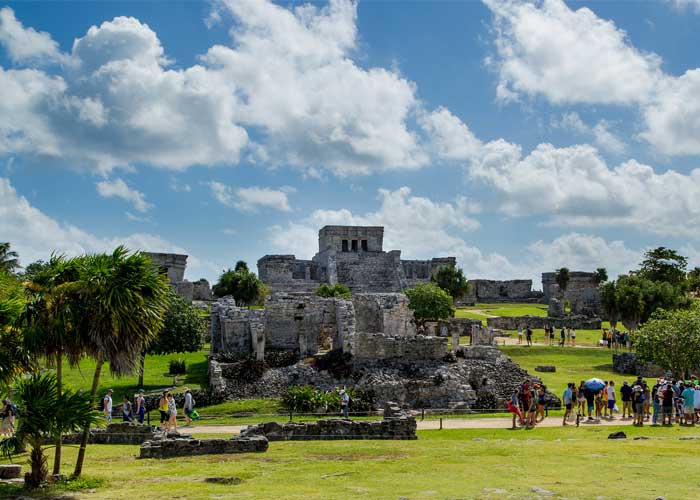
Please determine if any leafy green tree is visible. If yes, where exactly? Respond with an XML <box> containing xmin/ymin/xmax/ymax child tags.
<box><xmin>599</xmin><ymin>280</ymin><xmax>619</xmax><ymax>328</ymax></box>
<box><xmin>72</xmin><ymin>247</ymin><xmax>169</xmax><ymax>477</ymax></box>
<box><xmin>0</xmin><ymin>271</ymin><xmax>31</xmax><ymax>388</ymax></box>
<box><xmin>20</xmin><ymin>259</ymin><xmax>49</xmax><ymax>279</ymax></box>
<box><xmin>431</xmin><ymin>266</ymin><xmax>468</xmax><ymax>300</ymax></box>
<box><xmin>315</xmin><ymin>283</ymin><xmax>351</xmax><ymax>299</ymax></box>
<box><xmin>614</xmin><ymin>274</ymin><xmax>690</xmax><ymax>331</ymax></box>
<box><xmin>213</xmin><ymin>263</ymin><xmax>264</xmax><ymax>306</ymax></box>
<box><xmin>615</xmin><ymin>275</ymin><xmax>645</xmax><ymax>331</ymax></box>
<box><xmin>21</xmin><ymin>255</ymin><xmax>84</xmax><ymax>474</ymax></box>
<box><xmin>555</xmin><ymin>267</ymin><xmax>570</xmax><ymax>294</ymax></box>
<box><xmin>635</xmin><ymin>308</ymin><xmax>700</xmax><ymax>379</ymax></box>
<box><xmin>593</xmin><ymin>267</ymin><xmax>608</xmax><ymax>285</ymax></box>
<box><xmin>637</xmin><ymin>247</ymin><xmax>688</xmax><ymax>286</ymax></box>
<box><xmin>688</xmin><ymin>267</ymin><xmax>700</xmax><ymax>295</ymax></box>
<box><xmin>0</xmin><ymin>373</ymin><xmax>100</xmax><ymax>488</ymax></box>
<box><xmin>405</xmin><ymin>283</ymin><xmax>454</xmax><ymax>326</ymax></box>
<box><xmin>0</xmin><ymin>242</ymin><xmax>19</xmax><ymax>274</ymax></box>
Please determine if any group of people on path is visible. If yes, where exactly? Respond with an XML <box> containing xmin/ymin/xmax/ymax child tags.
<box><xmin>562</xmin><ymin>380</ymin><xmax>618</xmax><ymax>425</ymax></box>
<box><xmin>0</xmin><ymin>398</ymin><xmax>16</xmax><ymax>437</ymax></box>
<box><xmin>102</xmin><ymin>387</ymin><xmax>196</xmax><ymax>431</ymax></box>
<box><xmin>505</xmin><ymin>381</ymin><xmax>548</xmax><ymax>429</ymax></box>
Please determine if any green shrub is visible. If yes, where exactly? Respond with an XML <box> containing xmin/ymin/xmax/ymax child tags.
<box><xmin>281</xmin><ymin>385</ymin><xmax>375</xmax><ymax>413</ymax></box>
<box><xmin>168</xmin><ymin>359</ymin><xmax>186</xmax><ymax>375</ymax></box>
<box><xmin>315</xmin><ymin>283</ymin><xmax>351</xmax><ymax>299</ymax></box>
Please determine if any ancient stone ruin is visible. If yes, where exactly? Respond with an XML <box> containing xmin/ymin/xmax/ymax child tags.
<box><xmin>460</xmin><ymin>279</ymin><xmax>543</xmax><ymax>305</ymax></box>
<box><xmin>542</xmin><ymin>271</ymin><xmax>601</xmax><ymax>318</ymax></box>
<box><xmin>241</xmin><ymin>402</ymin><xmax>416</xmax><ymax>441</ymax></box>
<box><xmin>139</xmin><ymin>435</ymin><xmax>268</xmax><ymax>459</ymax></box>
<box><xmin>145</xmin><ymin>252</ymin><xmax>212</xmax><ymax>301</ymax></box>
<box><xmin>63</xmin><ymin>423</ymin><xmax>167</xmax><ymax>445</ymax></box>
<box><xmin>258</xmin><ymin>225</ymin><xmax>456</xmax><ymax>293</ymax></box>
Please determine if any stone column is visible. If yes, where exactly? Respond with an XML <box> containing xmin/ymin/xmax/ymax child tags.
<box><xmin>452</xmin><ymin>330</ymin><xmax>460</xmax><ymax>352</ymax></box>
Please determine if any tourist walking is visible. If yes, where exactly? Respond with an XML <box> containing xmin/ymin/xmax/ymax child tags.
<box><xmin>694</xmin><ymin>384</ymin><xmax>700</xmax><ymax>423</ymax></box>
<box><xmin>183</xmin><ymin>387</ymin><xmax>195</xmax><ymax>426</ymax></box>
<box><xmin>517</xmin><ymin>327</ymin><xmax>523</xmax><ymax>345</ymax></box>
<box><xmin>607</xmin><ymin>381</ymin><xmax>616</xmax><ymax>419</ymax></box>
<box><xmin>159</xmin><ymin>390</ymin><xmax>170</xmax><ymax>430</ymax></box>
<box><xmin>535</xmin><ymin>385</ymin><xmax>546</xmax><ymax>422</ymax></box>
<box><xmin>562</xmin><ymin>383</ymin><xmax>573</xmax><ymax>426</ymax></box>
<box><xmin>571</xmin><ymin>328</ymin><xmax>576</xmax><ymax>347</ymax></box>
<box><xmin>681</xmin><ymin>383</ymin><xmax>695</xmax><ymax>426</ymax></box>
<box><xmin>0</xmin><ymin>399</ymin><xmax>15</xmax><ymax>437</ymax></box>
<box><xmin>135</xmin><ymin>389</ymin><xmax>146</xmax><ymax>424</ymax></box>
<box><xmin>340</xmin><ymin>389</ymin><xmax>350</xmax><ymax>419</ymax></box>
<box><xmin>662</xmin><ymin>382</ymin><xmax>674</xmax><ymax>425</ymax></box>
<box><xmin>566</xmin><ymin>328</ymin><xmax>571</xmax><ymax>346</ymax></box>
<box><xmin>577</xmin><ymin>381</ymin><xmax>586</xmax><ymax>416</ymax></box>
<box><xmin>103</xmin><ymin>389</ymin><xmax>113</xmax><ymax>423</ymax></box>
<box><xmin>559</xmin><ymin>327</ymin><xmax>565</xmax><ymax>347</ymax></box>
<box><xmin>122</xmin><ymin>395</ymin><xmax>133</xmax><ymax>423</ymax></box>
<box><xmin>167</xmin><ymin>393</ymin><xmax>177</xmax><ymax>432</ymax></box>
<box><xmin>525</xmin><ymin>326</ymin><xmax>533</xmax><ymax>346</ymax></box>
<box><xmin>632</xmin><ymin>384</ymin><xmax>645</xmax><ymax>426</ymax></box>
<box><xmin>506</xmin><ymin>389</ymin><xmax>523</xmax><ymax>429</ymax></box>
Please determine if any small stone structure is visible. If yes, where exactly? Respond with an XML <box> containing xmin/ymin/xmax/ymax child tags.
<box><xmin>258</xmin><ymin>225</ymin><xmax>455</xmax><ymax>293</ymax></box>
<box><xmin>542</xmin><ymin>271</ymin><xmax>601</xmax><ymax>317</ymax></box>
<box><xmin>535</xmin><ymin>365</ymin><xmax>556</xmax><ymax>373</ymax></box>
<box><xmin>210</xmin><ymin>292</ymin><xmax>417</xmax><ymax>360</ymax></box>
<box><xmin>145</xmin><ymin>252</ymin><xmax>213</xmax><ymax>302</ymax></box>
<box><xmin>461</xmin><ymin>279</ymin><xmax>543</xmax><ymax>305</ymax></box>
<box><xmin>139</xmin><ymin>435</ymin><xmax>268</xmax><ymax>459</ymax></box>
<box><xmin>612</xmin><ymin>352</ymin><xmax>664</xmax><ymax>377</ymax></box>
<box><xmin>470</xmin><ymin>324</ymin><xmax>497</xmax><ymax>346</ymax></box>
<box><xmin>486</xmin><ymin>315</ymin><xmax>601</xmax><ymax>330</ymax></box>
<box><xmin>240</xmin><ymin>403</ymin><xmax>416</xmax><ymax>441</ymax></box>
<box><xmin>0</xmin><ymin>465</ymin><xmax>21</xmax><ymax>479</ymax></box>
<box><xmin>351</xmin><ymin>332</ymin><xmax>446</xmax><ymax>364</ymax></box>
<box><xmin>62</xmin><ymin>423</ymin><xmax>172</xmax><ymax>445</ymax></box>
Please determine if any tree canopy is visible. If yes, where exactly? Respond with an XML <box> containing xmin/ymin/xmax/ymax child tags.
<box><xmin>637</xmin><ymin>247</ymin><xmax>688</xmax><ymax>286</ymax></box>
<box><xmin>431</xmin><ymin>266</ymin><xmax>468</xmax><ymax>300</ymax></box>
<box><xmin>405</xmin><ymin>283</ymin><xmax>454</xmax><ymax>325</ymax></box>
<box><xmin>213</xmin><ymin>262</ymin><xmax>266</xmax><ymax>306</ymax></box>
<box><xmin>0</xmin><ymin>242</ymin><xmax>20</xmax><ymax>274</ymax></box>
<box><xmin>593</xmin><ymin>267</ymin><xmax>608</xmax><ymax>285</ymax></box>
<box><xmin>148</xmin><ymin>292</ymin><xmax>205</xmax><ymax>355</ymax></box>
<box><xmin>635</xmin><ymin>308</ymin><xmax>700</xmax><ymax>379</ymax></box>
<box><xmin>555</xmin><ymin>267</ymin><xmax>570</xmax><ymax>293</ymax></box>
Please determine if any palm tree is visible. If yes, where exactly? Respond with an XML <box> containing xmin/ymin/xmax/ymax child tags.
<box><xmin>72</xmin><ymin>247</ymin><xmax>169</xmax><ymax>477</ymax></box>
<box><xmin>0</xmin><ymin>271</ymin><xmax>32</xmax><ymax>388</ymax></box>
<box><xmin>21</xmin><ymin>255</ymin><xmax>83</xmax><ymax>475</ymax></box>
<box><xmin>0</xmin><ymin>243</ymin><xmax>19</xmax><ymax>274</ymax></box>
<box><xmin>0</xmin><ymin>373</ymin><xmax>100</xmax><ymax>488</ymax></box>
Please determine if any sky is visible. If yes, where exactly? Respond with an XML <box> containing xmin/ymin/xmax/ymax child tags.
<box><xmin>2</xmin><ymin>0</ymin><xmax>700</xmax><ymax>288</ymax></box>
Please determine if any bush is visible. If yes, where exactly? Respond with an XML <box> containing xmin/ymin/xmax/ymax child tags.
<box><xmin>315</xmin><ymin>283</ymin><xmax>351</xmax><ymax>299</ymax></box>
<box><xmin>281</xmin><ymin>385</ymin><xmax>376</xmax><ymax>414</ymax></box>
<box><xmin>169</xmin><ymin>359</ymin><xmax>186</xmax><ymax>375</ymax></box>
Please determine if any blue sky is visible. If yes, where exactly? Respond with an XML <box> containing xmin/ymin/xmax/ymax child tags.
<box><xmin>2</xmin><ymin>0</ymin><xmax>700</xmax><ymax>287</ymax></box>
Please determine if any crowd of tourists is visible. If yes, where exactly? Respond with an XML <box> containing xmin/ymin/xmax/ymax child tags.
<box><xmin>102</xmin><ymin>387</ymin><xmax>197</xmax><ymax>430</ymax></box>
<box><xmin>506</xmin><ymin>375</ymin><xmax>700</xmax><ymax>429</ymax></box>
<box><xmin>516</xmin><ymin>325</ymin><xmax>634</xmax><ymax>349</ymax></box>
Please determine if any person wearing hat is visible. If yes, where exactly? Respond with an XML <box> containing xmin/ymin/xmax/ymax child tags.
<box><xmin>103</xmin><ymin>389</ymin><xmax>114</xmax><ymax>422</ymax></box>
<box><xmin>135</xmin><ymin>389</ymin><xmax>146</xmax><ymax>424</ymax></box>
<box><xmin>339</xmin><ymin>389</ymin><xmax>350</xmax><ymax>419</ymax></box>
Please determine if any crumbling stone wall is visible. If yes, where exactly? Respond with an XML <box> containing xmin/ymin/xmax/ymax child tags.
<box><xmin>470</xmin><ymin>324</ymin><xmax>497</xmax><ymax>346</ymax></box>
<box><xmin>145</xmin><ymin>252</ymin><xmax>213</xmax><ymax>302</ymax></box>
<box><xmin>486</xmin><ymin>315</ymin><xmax>601</xmax><ymax>330</ymax></box>
<box><xmin>353</xmin><ymin>293</ymin><xmax>415</xmax><ymax>337</ymax></box>
<box><xmin>402</xmin><ymin>257</ymin><xmax>457</xmax><ymax>287</ymax></box>
<box><xmin>612</xmin><ymin>352</ymin><xmax>665</xmax><ymax>377</ymax></box>
<box><xmin>210</xmin><ymin>297</ymin><xmax>266</xmax><ymax>354</ymax></box>
<box><xmin>240</xmin><ymin>409</ymin><xmax>417</xmax><ymax>441</ymax></box>
<box><xmin>350</xmin><ymin>332</ymin><xmax>446</xmax><ymax>362</ymax></box>
<box><xmin>139</xmin><ymin>435</ymin><xmax>268</xmax><ymax>459</ymax></box>
<box><xmin>542</xmin><ymin>271</ymin><xmax>601</xmax><ymax>317</ymax></box>
<box><xmin>63</xmin><ymin>423</ymin><xmax>165</xmax><ymax>445</ymax></box>
<box><xmin>257</xmin><ymin>255</ymin><xmax>319</xmax><ymax>293</ymax></box>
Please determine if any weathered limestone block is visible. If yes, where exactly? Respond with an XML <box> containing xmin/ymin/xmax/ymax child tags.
<box><xmin>470</xmin><ymin>325</ymin><xmax>496</xmax><ymax>346</ymax></box>
<box><xmin>535</xmin><ymin>365</ymin><xmax>556</xmax><ymax>373</ymax></box>
<box><xmin>351</xmin><ymin>333</ymin><xmax>446</xmax><ymax>362</ymax></box>
<box><xmin>62</xmin><ymin>423</ymin><xmax>170</xmax><ymax>445</ymax></box>
<box><xmin>240</xmin><ymin>416</ymin><xmax>417</xmax><ymax>441</ymax></box>
<box><xmin>542</xmin><ymin>271</ymin><xmax>601</xmax><ymax>317</ymax></box>
<box><xmin>612</xmin><ymin>353</ymin><xmax>664</xmax><ymax>377</ymax></box>
<box><xmin>0</xmin><ymin>465</ymin><xmax>21</xmax><ymax>479</ymax></box>
<box><xmin>139</xmin><ymin>435</ymin><xmax>268</xmax><ymax>459</ymax></box>
<box><xmin>352</xmin><ymin>293</ymin><xmax>415</xmax><ymax>337</ymax></box>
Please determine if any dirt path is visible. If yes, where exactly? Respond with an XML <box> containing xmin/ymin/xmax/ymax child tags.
<box><xmin>186</xmin><ymin>416</ymin><xmax>637</xmax><ymax>435</ymax></box>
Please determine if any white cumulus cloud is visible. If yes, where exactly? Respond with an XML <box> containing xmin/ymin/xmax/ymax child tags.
<box><xmin>0</xmin><ymin>7</ymin><xmax>68</xmax><ymax>65</ymax></box>
<box><xmin>207</xmin><ymin>181</ymin><xmax>293</xmax><ymax>212</ymax></box>
<box><xmin>96</xmin><ymin>177</ymin><xmax>152</xmax><ymax>213</ymax></box>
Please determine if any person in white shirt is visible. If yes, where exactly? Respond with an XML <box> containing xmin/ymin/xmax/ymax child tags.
<box><xmin>606</xmin><ymin>381</ymin><xmax>616</xmax><ymax>419</ymax></box>
<box><xmin>103</xmin><ymin>389</ymin><xmax>113</xmax><ymax>422</ymax></box>
<box><xmin>340</xmin><ymin>389</ymin><xmax>350</xmax><ymax>419</ymax></box>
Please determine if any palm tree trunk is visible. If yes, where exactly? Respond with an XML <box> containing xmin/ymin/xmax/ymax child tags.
<box><xmin>52</xmin><ymin>350</ymin><xmax>63</xmax><ymax>475</ymax></box>
<box><xmin>138</xmin><ymin>350</ymin><xmax>146</xmax><ymax>388</ymax></box>
<box><xmin>72</xmin><ymin>353</ymin><xmax>103</xmax><ymax>478</ymax></box>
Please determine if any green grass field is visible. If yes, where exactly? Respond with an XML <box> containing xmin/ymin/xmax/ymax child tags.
<box><xmin>5</xmin><ymin>425</ymin><xmax>700</xmax><ymax>499</ymax></box>
<box><xmin>499</xmin><ymin>346</ymin><xmax>619</xmax><ymax>396</ymax></box>
<box><xmin>59</xmin><ymin>347</ymin><xmax>210</xmax><ymax>398</ymax></box>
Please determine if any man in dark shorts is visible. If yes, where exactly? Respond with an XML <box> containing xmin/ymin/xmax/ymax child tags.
<box><xmin>562</xmin><ymin>383</ymin><xmax>574</xmax><ymax>425</ymax></box>
<box><xmin>620</xmin><ymin>381</ymin><xmax>633</xmax><ymax>418</ymax></box>
<box><xmin>662</xmin><ymin>383</ymin><xmax>674</xmax><ymax>425</ymax></box>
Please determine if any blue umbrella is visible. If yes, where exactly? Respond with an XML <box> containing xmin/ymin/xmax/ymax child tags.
<box><xmin>585</xmin><ymin>378</ymin><xmax>605</xmax><ymax>391</ymax></box>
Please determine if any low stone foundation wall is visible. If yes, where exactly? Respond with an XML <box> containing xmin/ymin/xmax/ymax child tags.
<box><xmin>63</xmin><ymin>423</ymin><xmax>166</xmax><ymax>445</ymax></box>
<box><xmin>241</xmin><ymin>404</ymin><xmax>416</xmax><ymax>441</ymax></box>
<box><xmin>612</xmin><ymin>352</ymin><xmax>664</xmax><ymax>378</ymax></box>
<box><xmin>486</xmin><ymin>315</ymin><xmax>601</xmax><ymax>330</ymax></box>
<box><xmin>352</xmin><ymin>332</ymin><xmax>446</xmax><ymax>363</ymax></box>
<box><xmin>139</xmin><ymin>435</ymin><xmax>268</xmax><ymax>459</ymax></box>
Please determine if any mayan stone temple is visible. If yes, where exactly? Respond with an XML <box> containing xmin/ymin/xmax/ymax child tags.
<box><xmin>257</xmin><ymin>225</ymin><xmax>457</xmax><ymax>293</ymax></box>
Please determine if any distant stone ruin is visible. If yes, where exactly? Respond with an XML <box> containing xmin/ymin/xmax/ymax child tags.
<box><xmin>145</xmin><ymin>252</ymin><xmax>212</xmax><ymax>301</ymax></box>
<box><xmin>139</xmin><ymin>435</ymin><xmax>268</xmax><ymax>459</ymax></box>
<box><xmin>542</xmin><ymin>271</ymin><xmax>601</xmax><ymax>318</ymax></box>
<box><xmin>461</xmin><ymin>279</ymin><xmax>543</xmax><ymax>305</ymax></box>
<box><xmin>258</xmin><ymin>225</ymin><xmax>455</xmax><ymax>293</ymax></box>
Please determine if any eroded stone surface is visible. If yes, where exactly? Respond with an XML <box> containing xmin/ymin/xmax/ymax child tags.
<box><xmin>139</xmin><ymin>435</ymin><xmax>268</xmax><ymax>459</ymax></box>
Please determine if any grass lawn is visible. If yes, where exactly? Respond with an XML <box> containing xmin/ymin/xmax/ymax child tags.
<box><xmin>499</xmin><ymin>346</ymin><xmax>621</xmax><ymax>396</ymax></box>
<box><xmin>59</xmin><ymin>347</ymin><xmax>210</xmax><ymax>398</ymax></box>
<box><xmin>6</xmin><ymin>425</ymin><xmax>700</xmax><ymax>499</ymax></box>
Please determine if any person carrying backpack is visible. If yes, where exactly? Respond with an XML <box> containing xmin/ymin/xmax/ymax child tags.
<box><xmin>183</xmin><ymin>387</ymin><xmax>195</xmax><ymax>426</ymax></box>
<box><xmin>340</xmin><ymin>389</ymin><xmax>350</xmax><ymax>419</ymax></box>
